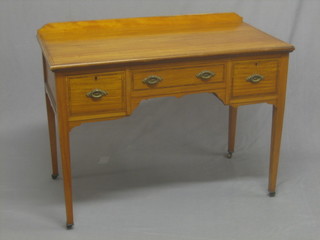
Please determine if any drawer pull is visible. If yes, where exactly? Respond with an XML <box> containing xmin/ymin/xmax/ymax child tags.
<box><xmin>142</xmin><ymin>75</ymin><xmax>163</xmax><ymax>86</ymax></box>
<box><xmin>196</xmin><ymin>71</ymin><xmax>215</xmax><ymax>80</ymax></box>
<box><xmin>247</xmin><ymin>74</ymin><xmax>264</xmax><ymax>83</ymax></box>
<box><xmin>86</xmin><ymin>89</ymin><xmax>108</xmax><ymax>99</ymax></box>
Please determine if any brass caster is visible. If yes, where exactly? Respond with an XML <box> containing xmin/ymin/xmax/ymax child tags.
<box><xmin>226</xmin><ymin>152</ymin><xmax>233</xmax><ymax>159</ymax></box>
<box><xmin>268</xmin><ymin>192</ymin><xmax>276</xmax><ymax>197</ymax></box>
<box><xmin>51</xmin><ymin>174</ymin><xmax>59</xmax><ymax>180</ymax></box>
<box><xmin>66</xmin><ymin>223</ymin><xmax>74</xmax><ymax>230</ymax></box>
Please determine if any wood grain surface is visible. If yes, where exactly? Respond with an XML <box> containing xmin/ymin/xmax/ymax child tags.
<box><xmin>37</xmin><ymin>13</ymin><xmax>294</xmax><ymax>71</ymax></box>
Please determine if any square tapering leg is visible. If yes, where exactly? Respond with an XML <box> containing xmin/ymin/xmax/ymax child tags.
<box><xmin>45</xmin><ymin>94</ymin><xmax>59</xmax><ymax>179</ymax></box>
<box><xmin>268</xmin><ymin>104</ymin><xmax>285</xmax><ymax>196</ymax></box>
<box><xmin>227</xmin><ymin>106</ymin><xmax>238</xmax><ymax>158</ymax></box>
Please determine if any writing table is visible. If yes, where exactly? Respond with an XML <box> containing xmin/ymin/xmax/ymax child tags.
<box><xmin>37</xmin><ymin>12</ymin><xmax>295</xmax><ymax>228</ymax></box>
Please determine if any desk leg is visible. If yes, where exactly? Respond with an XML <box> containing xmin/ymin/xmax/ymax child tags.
<box><xmin>45</xmin><ymin>94</ymin><xmax>59</xmax><ymax>179</ymax></box>
<box><xmin>227</xmin><ymin>106</ymin><xmax>238</xmax><ymax>158</ymax></box>
<box><xmin>268</xmin><ymin>104</ymin><xmax>285</xmax><ymax>197</ymax></box>
<box><xmin>55</xmin><ymin>72</ymin><xmax>74</xmax><ymax>229</ymax></box>
<box><xmin>57</xmin><ymin>123</ymin><xmax>74</xmax><ymax>229</ymax></box>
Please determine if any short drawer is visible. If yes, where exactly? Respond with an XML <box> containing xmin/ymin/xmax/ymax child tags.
<box><xmin>232</xmin><ymin>59</ymin><xmax>279</xmax><ymax>97</ymax></box>
<box><xmin>132</xmin><ymin>62</ymin><xmax>225</xmax><ymax>91</ymax></box>
<box><xmin>67</xmin><ymin>71</ymin><xmax>125</xmax><ymax>115</ymax></box>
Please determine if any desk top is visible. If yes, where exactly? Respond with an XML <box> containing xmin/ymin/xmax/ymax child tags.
<box><xmin>37</xmin><ymin>13</ymin><xmax>294</xmax><ymax>71</ymax></box>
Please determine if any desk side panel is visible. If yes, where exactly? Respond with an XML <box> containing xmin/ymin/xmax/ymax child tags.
<box><xmin>43</xmin><ymin>56</ymin><xmax>57</xmax><ymax>110</ymax></box>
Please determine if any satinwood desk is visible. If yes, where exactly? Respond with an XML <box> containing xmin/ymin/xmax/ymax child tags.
<box><xmin>37</xmin><ymin>13</ymin><xmax>295</xmax><ymax>228</ymax></box>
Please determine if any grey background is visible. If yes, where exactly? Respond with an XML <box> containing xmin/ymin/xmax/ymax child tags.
<box><xmin>1</xmin><ymin>0</ymin><xmax>320</xmax><ymax>239</ymax></box>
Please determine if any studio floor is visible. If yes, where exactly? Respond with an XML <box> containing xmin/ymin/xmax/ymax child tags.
<box><xmin>1</xmin><ymin>106</ymin><xmax>320</xmax><ymax>240</ymax></box>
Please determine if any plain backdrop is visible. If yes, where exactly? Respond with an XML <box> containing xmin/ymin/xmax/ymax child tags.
<box><xmin>1</xmin><ymin>0</ymin><xmax>320</xmax><ymax>239</ymax></box>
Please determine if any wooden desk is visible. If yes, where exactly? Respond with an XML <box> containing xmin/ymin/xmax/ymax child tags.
<box><xmin>37</xmin><ymin>13</ymin><xmax>294</xmax><ymax>229</ymax></box>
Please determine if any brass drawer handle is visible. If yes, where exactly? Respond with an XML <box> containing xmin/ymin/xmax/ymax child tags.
<box><xmin>196</xmin><ymin>71</ymin><xmax>216</xmax><ymax>80</ymax></box>
<box><xmin>142</xmin><ymin>75</ymin><xmax>163</xmax><ymax>86</ymax></box>
<box><xmin>86</xmin><ymin>89</ymin><xmax>108</xmax><ymax>99</ymax></box>
<box><xmin>247</xmin><ymin>74</ymin><xmax>264</xmax><ymax>83</ymax></box>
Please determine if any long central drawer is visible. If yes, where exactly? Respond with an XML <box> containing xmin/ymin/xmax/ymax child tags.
<box><xmin>132</xmin><ymin>61</ymin><xmax>226</xmax><ymax>91</ymax></box>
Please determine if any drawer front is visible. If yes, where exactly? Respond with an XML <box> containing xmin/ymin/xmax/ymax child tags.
<box><xmin>67</xmin><ymin>71</ymin><xmax>125</xmax><ymax>115</ymax></box>
<box><xmin>132</xmin><ymin>62</ymin><xmax>225</xmax><ymax>91</ymax></box>
<box><xmin>232</xmin><ymin>59</ymin><xmax>279</xmax><ymax>97</ymax></box>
